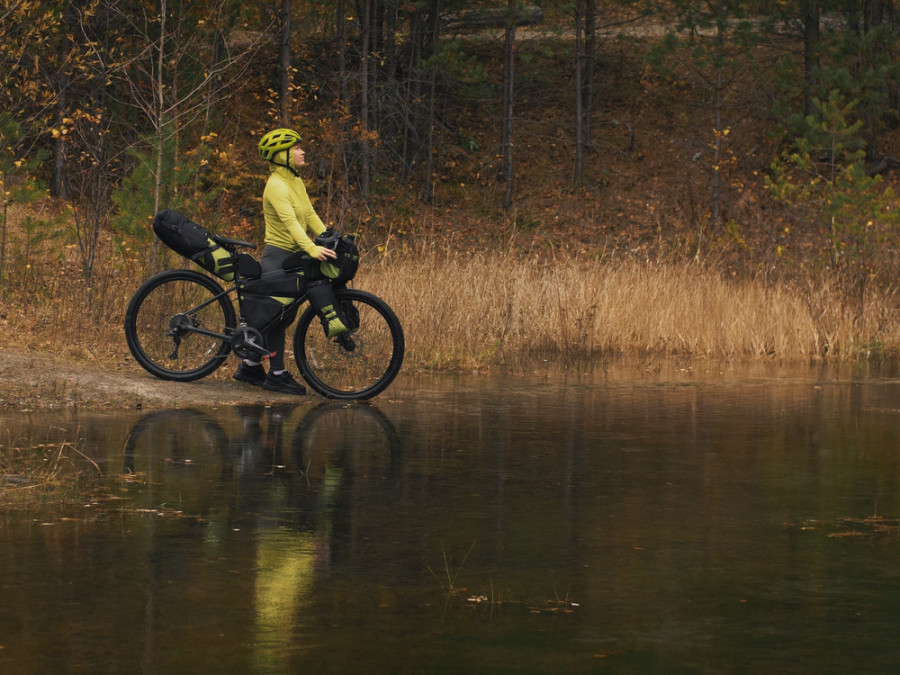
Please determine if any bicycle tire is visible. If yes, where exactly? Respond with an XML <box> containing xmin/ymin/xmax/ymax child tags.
<box><xmin>293</xmin><ymin>289</ymin><xmax>404</xmax><ymax>400</ymax></box>
<box><xmin>292</xmin><ymin>402</ymin><xmax>403</xmax><ymax>475</ymax></box>
<box><xmin>125</xmin><ymin>269</ymin><xmax>236</xmax><ymax>381</ymax></box>
<box><xmin>123</xmin><ymin>408</ymin><xmax>229</xmax><ymax>475</ymax></box>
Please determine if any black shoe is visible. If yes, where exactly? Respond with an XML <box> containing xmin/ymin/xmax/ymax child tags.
<box><xmin>262</xmin><ymin>371</ymin><xmax>306</xmax><ymax>395</ymax></box>
<box><xmin>233</xmin><ymin>362</ymin><xmax>266</xmax><ymax>387</ymax></box>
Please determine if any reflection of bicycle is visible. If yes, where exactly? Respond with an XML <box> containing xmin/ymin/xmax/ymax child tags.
<box><xmin>122</xmin><ymin>404</ymin><xmax>401</xmax><ymax>482</ymax></box>
<box><xmin>124</xmin><ymin>232</ymin><xmax>404</xmax><ymax>400</ymax></box>
<box><xmin>292</xmin><ymin>403</ymin><xmax>402</xmax><ymax>478</ymax></box>
<box><xmin>122</xmin><ymin>408</ymin><xmax>231</xmax><ymax>477</ymax></box>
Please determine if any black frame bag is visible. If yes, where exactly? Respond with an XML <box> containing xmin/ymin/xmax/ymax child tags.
<box><xmin>237</xmin><ymin>268</ymin><xmax>307</xmax><ymax>334</ymax></box>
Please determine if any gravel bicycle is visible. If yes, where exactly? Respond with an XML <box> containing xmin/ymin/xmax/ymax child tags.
<box><xmin>124</xmin><ymin>232</ymin><xmax>404</xmax><ymax>400</ymax></box>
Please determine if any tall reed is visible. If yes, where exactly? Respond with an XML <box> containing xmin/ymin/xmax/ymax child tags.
<box><xmin>358</xmin><ymin>241</ymin><xmax>900</xmax><ymax>369</ymax></box>
<box><xmin>3</xmin><ymin>235</ymin><xmax>899</xmax><ymax>372</ymax></box>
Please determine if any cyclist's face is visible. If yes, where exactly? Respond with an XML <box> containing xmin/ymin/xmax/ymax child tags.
<box><xmin>292</xmin><ymin>144</ymin><xmax>306</xmax><ymax>167</ymax></box>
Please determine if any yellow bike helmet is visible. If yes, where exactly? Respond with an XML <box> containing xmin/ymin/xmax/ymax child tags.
<box><xmin>258</xmin><ymin>128</ymin><xmax>302</xmax><ymax>162</ymax></box>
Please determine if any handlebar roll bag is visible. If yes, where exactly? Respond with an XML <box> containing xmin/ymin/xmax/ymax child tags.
<box><xmin>282</xmin><ymin>232</ymin><xmax>359</xmax><ymax>284</ymax></box>
<box><xmin>315</xmin><ymin>231</ymin><xmax>359</xmax><ymax>284</ymax></box>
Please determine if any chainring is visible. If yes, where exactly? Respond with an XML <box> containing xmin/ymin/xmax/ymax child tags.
<box><xmin>230</xmin><ymin>325</ymin><xmax>267</xmax><ymax>360</ymax></box>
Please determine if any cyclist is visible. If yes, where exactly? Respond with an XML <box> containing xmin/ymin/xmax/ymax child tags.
<box><xmin>233</xmin><ymin>128</ymin><xmax>338</xmax><ymax>395</ymax></box>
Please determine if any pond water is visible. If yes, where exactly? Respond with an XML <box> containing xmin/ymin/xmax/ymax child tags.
<box><xmin>3</xmin><ymin>363</ymin><xmax>900</xmax><ymax>673</ymax></box>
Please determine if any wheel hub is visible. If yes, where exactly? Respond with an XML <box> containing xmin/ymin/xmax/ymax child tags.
<box><xmin>168</xmin><ymin>312</ymin><xmax>198</xmax><ymax>336</ymax></box>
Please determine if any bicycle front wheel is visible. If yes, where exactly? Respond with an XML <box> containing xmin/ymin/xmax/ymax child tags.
<box><xmin>293</xmin><ymin>289</ymin><xmax>404</xmax><ymax>400</ymax></box>
<box><xmin>125</xmin><ymin>269</ymin><xmax>237</xmax><ymax>381</ymax></box>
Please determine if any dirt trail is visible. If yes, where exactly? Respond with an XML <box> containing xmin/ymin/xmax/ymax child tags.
<box><xmin>0</xmin><ymin>349</ymin><xmax>308</xmax><ymax>410</ymax></box>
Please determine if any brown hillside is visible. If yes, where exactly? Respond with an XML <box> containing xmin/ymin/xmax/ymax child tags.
<box><xmin>213</xmin><ymin>18</ymin><xmax>900</xmax><ymax>276</ymax></box>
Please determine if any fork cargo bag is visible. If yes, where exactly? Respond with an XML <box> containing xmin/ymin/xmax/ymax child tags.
<box><xmin>306</xmin><ymin>279</ymin><xmax>352</xmax><ymax>338</ymax></box>
<box><xmin>153</xmin><ymin>209</ymin><xmax>237</xmax><ymax>281</ymax></box>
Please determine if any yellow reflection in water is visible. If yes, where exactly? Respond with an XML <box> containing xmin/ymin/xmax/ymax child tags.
<box><xmin>253</xmin><ymin>529</ymin><xmax>316</xmax><ymax>671</ymax></box>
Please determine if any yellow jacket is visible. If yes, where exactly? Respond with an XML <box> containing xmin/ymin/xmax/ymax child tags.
<box><xmin>262</xmin><ymin>159</ymin><xmax>326</xmax><ymax>256</ymax></box>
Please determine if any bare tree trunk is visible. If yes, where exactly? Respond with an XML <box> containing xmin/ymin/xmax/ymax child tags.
<box><xmin>154</xmin><ymin>0</ymin><xmax>167</xmax><ymax>220</ymax></box>
<box><xmin>52</xmin><ymin>92</ymin><xmax>68</xmax><ymax>200</ymax></box>
<box><xmin>279</xmin><ymin>0</ymin><xmax>293</xmax><ymax>125</ymax></box>
<box><xmin>803</xmin><ymin>0</ymin><xmax>820</xmax><ymax>118</ymax></box>
<box><xmin>51</xmin><ymin>3</ymin><xmax>76</xmax><ymax>199</ymax></box>
<box><xmin>573</xmin><ymin>0</ymin><xmax>596</xmax><ymax>186</ymax></box>
<box><xmin>331</xmin><ymin>0</ymin><xmax>348</xmax><ymax>211</ymax></box>
<box><xmin>860</xmin><ymin>0</ymin><xmax>887</xmax><ymax>160</ymax></box>
<box><xmin>401</xmin><ymin>5</ymin><xmax>422</xmax><ymax>178</ymax></box>
<box><xmin>0</xmin><ymin>200</ymin><xmax>7</xmax><ymax>284</ymax></box>
<box><xmin>368</xmin><ymin>0</ymin><xmax>380</xmax><ymax>184</ymax></box>
<box><xmin>380</xmin><ymin>0</ymin><xmax>398</xmax><ymax>152</ymax></box>
<box><xmin>501</xmin><ymin>0</ymin><xmax>517</xmax><ymax>209</ymax></box>
<box><xmin>74</xmin><ymin>36</ymin><xmax>113</xmax><ymax>298</ymax></box>
<box><xmin>359</xmin><ymin>0</ymin><xmax>372</xmax><ymax>194</ymax></box>
<box><xmin>584</xmin><ymin>0</ymin><xmax>595</xmax><ymax>152</ymax></box>
<box><xmin>205</xmin><ymin>9</ymin><xmax>227</xmax><ymax>132</ymax></box>
<box><xmin>573</xmin><ymin>0</ymin><xmax>585</xmax><ymax>186</ymax></box>
<box><xmin>336</xmin><ymin>0</ymin><xmax>348</xmax><ymax>105</ymax></box>
<box><xmin>709</xmin><ymin>0</ymin><xmax>730</xmax><ymax>230</ymax></box>
<box><xmin>170</xmin><ymin>0</ymin><xmax>183</xmax><ymax>198</ymax></box>
<box><xmin>421</xmin><ymin>0</ymin><xmax>440</xmax><ymax>203</ymax></box>
<box><xmin>711</xmin><ymin>63</ymin><xmax>723</xmax><ymax>228</ymax></box>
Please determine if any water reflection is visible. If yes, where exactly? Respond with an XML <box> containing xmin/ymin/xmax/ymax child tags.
<box><xmin>4</xmin><ymin>371</ymin><xmax>900</xmax><ymax>672</ymax></box>
<box><xmin>116</xmin><ymin>403</ymin><xmax>402</xmax><ymax>673</ymax></box>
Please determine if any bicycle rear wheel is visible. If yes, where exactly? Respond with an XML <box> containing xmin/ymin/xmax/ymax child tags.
<box><xmin>293</xmin><ymin>288</ymin><xmax>404</xmax><ymax>400</ymax></box>
<box><xmin>125</xmin><ymin>269</ymin><xmax>237</xmax><ymax>381</ymax></box>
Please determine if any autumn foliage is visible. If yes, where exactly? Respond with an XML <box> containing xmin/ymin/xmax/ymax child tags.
<box><xmin>3</xmin><ymin>1</ymin><xmax>900</xmax><ymax>367</ymax></box>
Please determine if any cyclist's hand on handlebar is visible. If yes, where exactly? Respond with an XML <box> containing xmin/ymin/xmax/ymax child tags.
<box><xmin>316</xmin><ymin>247</ymin><xmax>338</xmax><ymax>261</ymax></box>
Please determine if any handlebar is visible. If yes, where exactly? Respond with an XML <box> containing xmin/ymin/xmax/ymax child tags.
<box><xmin>212</xmin><ymin>229</ymin><xmax>355</xmax><ymax>253</ymax></box>
<box><xmin>315</xmin><ymin>229</ymin><xmax>355</xmax><ymax>250</ymax></box>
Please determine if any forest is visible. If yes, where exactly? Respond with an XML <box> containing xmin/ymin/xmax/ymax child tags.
<box><xmin>3</xmin><ymin>0</ymin><xmax>900</xmax><ymax>370</ymax></box>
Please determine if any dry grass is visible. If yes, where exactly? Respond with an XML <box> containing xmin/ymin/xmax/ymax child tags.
<box><xmin>0</xmin><ymin>431</ymin><xmax>101</xmax><ymax>504</ymax></box>
<box><xmin>2</xmin><ymin>225</ymin><xmax>900</xmax><ymax>373</ymax></box>
<box><xmin>359</xmin><ymin>240</ymin><xmax>900</xmax><ymax>369</ymax></box>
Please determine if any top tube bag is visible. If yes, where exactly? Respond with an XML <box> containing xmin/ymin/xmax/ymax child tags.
<box><xmin>153</xmin><ymin>209</ymin><xmax>237</xmax><ymax>281</ymax></box>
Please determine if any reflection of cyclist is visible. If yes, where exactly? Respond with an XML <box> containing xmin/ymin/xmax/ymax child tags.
<box><xmin>233</xmin><ymin>128</ymin><xmax>338</xmax><ymax>396</ymax></box>
<box><xmin>235</xmin><ymin>404</ymin><xmax>297</xmax><ymax>477</ymax></box>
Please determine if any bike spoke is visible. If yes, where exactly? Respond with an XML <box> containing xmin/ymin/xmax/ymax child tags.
<box><xmin>126</xmin><ymin>271</ymin><xmax>234</xmax><ymax>381</ymax></box>
<box><xmin>295</xmin><ymin>290</ymin><xmax>404</xmax><ymax>399</ymax></box>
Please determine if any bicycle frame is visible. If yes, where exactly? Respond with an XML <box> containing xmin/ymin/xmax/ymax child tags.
<box><xmin>127</xmin><ymin>228</ymin><xmax>404</xmax><ymax>399</ymax></box>
<box><xmin>185</xmin><ymin>280</ymin><xmax>311</xmax><ymax>353</ymax></box>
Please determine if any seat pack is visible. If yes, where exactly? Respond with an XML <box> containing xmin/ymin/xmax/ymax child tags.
<box><xmin>153</xmin><ymin>209</ymin><xmax>238</xmax><ymax>281</ymax></box>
